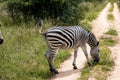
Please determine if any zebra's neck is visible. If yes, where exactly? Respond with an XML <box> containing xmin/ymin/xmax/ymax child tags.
<box><xmin>87</xmin><ymin>31</ymin><xmax>98</xmax><ymax>48</ymax></box>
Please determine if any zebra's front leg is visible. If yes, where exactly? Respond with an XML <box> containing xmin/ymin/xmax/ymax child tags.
<box><xmin>81</xmin><ymin>44</ymin><xmax>92</xmax><ymax>66</ymax></box>
<box><xmin>45</xmin><ymin>49</ymin><xmax>59</xmax><ymax>74</ymax></box>
<box><xmin>73</xmin><ymin>48</ymin><xmax>78</xmax><ymax>69</ymax></box>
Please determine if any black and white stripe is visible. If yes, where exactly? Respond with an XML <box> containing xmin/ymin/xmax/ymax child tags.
<box><xmin>44</xmin><ymin>27</ymin><xmax>89</xmax><ymax>48</ymax></box>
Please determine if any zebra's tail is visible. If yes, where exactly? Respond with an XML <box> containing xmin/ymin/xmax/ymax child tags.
<box><xmin>37</xmin><ymin>19</ymin><xmax>43</xmax><ymax>34</ymax></box>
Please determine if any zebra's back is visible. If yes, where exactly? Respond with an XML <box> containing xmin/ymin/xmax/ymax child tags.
<box><xmin>44</xmin><ymin>26</ymin><xmax>88</xmax><ymax>49</ymax></box>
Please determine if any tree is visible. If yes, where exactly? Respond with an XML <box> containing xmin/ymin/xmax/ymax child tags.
<box><xmin>6</xmin><ymin>0</ymin><xmax>83</xmax><ymax>25</ymax></box>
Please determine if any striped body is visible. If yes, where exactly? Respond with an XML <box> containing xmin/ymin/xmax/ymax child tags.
<box><xmin>44</xmin><ymin>26</ymin><xmax>89</xmax><ymax>49</ymax></box>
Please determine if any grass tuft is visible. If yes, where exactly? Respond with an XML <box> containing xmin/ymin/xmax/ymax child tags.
<box><xmin>105</xmin><ymin>28</ymin><xmax>118</xmax><ymax>36</ymax></box>
<box><xmin>100</xmin><ymin>38</ymin><xmax>116</xmax><ymax>46</ymax></box>
<box><xmin>109</xmin><ymin>5</ymin><xmax>113</xmax><ymax>12</ymax></box>
<box><xmin>107</xmin><ymin>14</ymin><xmax>114</xmax><ymax>20</ymax></box>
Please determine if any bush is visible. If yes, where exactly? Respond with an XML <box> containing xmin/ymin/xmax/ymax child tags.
<box><xmin>6</xmin><ymin>0</ymin><xmax>83</xmax><ymax>25</ymax></box>
<box><xmin>5</xmin><ymin>0</ymin><xmax>105</xmax><ymax>25</ymax></box>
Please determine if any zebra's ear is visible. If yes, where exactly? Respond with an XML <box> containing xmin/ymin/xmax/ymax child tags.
<box><xmin>97</xmin><ymin>41</ymin><xmax>99</xmax><ymax>46</ymax></box>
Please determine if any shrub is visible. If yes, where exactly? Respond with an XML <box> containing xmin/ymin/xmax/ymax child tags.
<box><xmin>6</xmin><ymin>0</ymin><xmax>82</xmax><ymax>25</ymax></box>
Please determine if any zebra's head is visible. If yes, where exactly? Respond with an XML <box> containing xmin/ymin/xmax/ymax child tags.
<box><xmin>88</xmin><ymin>32</ymin><xmax>100</xmax><ymax>63</ymax></box>
<box><xmin>0</xmin><ymin>31</ymin><xmax>4</xmax><ymax>44</ymax></box>
<box><xmin>90</xmin><ymin>41</ymin><xmax>100</xmax><ymax>63</ymax></box>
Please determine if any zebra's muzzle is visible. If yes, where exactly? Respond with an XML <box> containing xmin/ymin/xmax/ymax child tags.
<box><xmin>0</xmin><ymin>39</ymin><xmax>4</xmax><ymax>44</ymax></box>
<box><xmin>94</xmin><ymin>57</ymin><xmax>100</xmax><ymax>63</ymax></box>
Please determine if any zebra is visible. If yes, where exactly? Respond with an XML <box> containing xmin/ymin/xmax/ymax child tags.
<box><xmin>37</xmin><ymin>20</ymin><xmax>100</xmax><ymax>74</ymax></box>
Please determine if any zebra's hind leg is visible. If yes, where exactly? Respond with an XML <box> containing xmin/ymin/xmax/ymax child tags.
<box><xmin>72</xmin><ymin>48</ymin><xmax>78</xmax><ymax>69</ymax></box>
<box><xmin>45</xmin><ymin>49</ymin><xmax>59</xmax><ymax>74</ymax></box>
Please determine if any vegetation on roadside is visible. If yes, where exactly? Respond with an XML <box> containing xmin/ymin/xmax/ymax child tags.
<box><xmin>107</xmin><ymin>14</ymin><xmax>114</xmax><ymax>20</ymax></box>
<box><xmin>1</xmin><ymin>0</ymin><xmax>106</xmax><ymax>30</ymax></box>
<box><xmin>109</xmin><ymin>4</ymin><xmax>113</xmax><ymax>12</ymax></box>
<box><xmin>105</xmin><ymin>28</ymin><xmax>118</xmax><ymax>36</ymax></box>
<box><xmin>117</xmin><ymin>1</ymin><xmax>120</xmax><ymax>10</ymax></box>
<box><xmin>107</xmin><ymin>1</ymin><xmax>114</xmax><ymax>21</ymax></box>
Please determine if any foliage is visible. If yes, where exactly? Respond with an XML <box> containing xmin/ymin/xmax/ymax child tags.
<box><xmin>117</xmin><ymin>1</ymin><xmax>120</xmax><ymax>9</ymax></box>
<box><xmin>4</xmin><ymin>0</ymin><xmax>105</xmax><ymax>26</ymax></box>
<box><xmin>78</xmin><ymin>2</ymin><xmax>95</xmax><ymax>20</ymax></box>
<box><xmin>80</xmin><ymin>19</ymin><xmax>92</xmax><ymax>31</ymax></box>
<box><xmin>5</xmin><ymin>0</ymin><xmax>82</xmax><ymax>25</ymax></box>
<box><xmin>99</xmin><ymin>46</ymin><xmax>113</xmax><ymax>66</ymax></box>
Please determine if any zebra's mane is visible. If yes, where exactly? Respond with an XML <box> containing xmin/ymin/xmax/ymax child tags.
<box><xmin>87</xmin><ymin>31</ymin><xmax>98</xmax><ymax>47</ymax></box>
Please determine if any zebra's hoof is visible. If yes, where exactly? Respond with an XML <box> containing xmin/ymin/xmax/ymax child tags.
<box><xmin>50</xmin><ymin>68</ymin><xmax>59</xmax><ymax>74</ymax></box>
<box><xmin>50</xmin><ymin>68</ymin><xmax>54</xmax><ymax>72</ymax></box>
<box><xmin>54</xmin><ymin>70</ymin><xmax>59</xmax><ymax>74</ymax></box>
<box><xmin>73</xmin><ymin>66</ymin><xmax>77</xmax><ymax>69</ymax></box>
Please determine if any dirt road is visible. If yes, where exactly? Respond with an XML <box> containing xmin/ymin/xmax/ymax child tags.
<box><xmin>51</xmin><ymin>2</ymin><xmax>120</xmax><ymax>80</ymax></box>
<box><xmin>107</xmin><ymin>3</ymin><xmax>120</xmax><ymax>80</ymax></box>
<box><xmin>92</xmin><ymin>3</ymin><xmax>111</xmax><ymax>39</ymax></box>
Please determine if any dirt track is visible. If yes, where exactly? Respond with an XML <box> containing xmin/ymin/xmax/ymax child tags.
<box><xmin>51</xmin><ymin>2</ymin><xmax>120</xmax><ymax>80</ymax></box>
<box><xmin>107</xmin><ymin>3</ymin><xmax>120</xmax><ymax>80</ymax></box>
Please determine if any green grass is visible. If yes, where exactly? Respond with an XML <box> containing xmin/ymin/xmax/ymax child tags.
<box><xmin>99</xmin><ymin>47</ymin><xmax>114</xmax><ymax>67</ymax></box>
<box><xmin>80</xmin><ymin>19</ymin><xmax>92</xmax><ymax>31</ymax></box>
<box><xmin>117</xmin><ymin>1</ymin><xmax>120</xmax><ymax>10</ymax></box>
<box><xmin>109</xmin><ymin>5</ymin><xmax>113</xmax><ymax>12</ymax></box>
<box><xmin>80</xmin><ymin>38</ymin><xmax>115</xmax><ymax>80</ymax></box>
<box><xmin>0</xmin><ymin>24</ymin><xmax>70</xmax><ymax>80</ymax></box>
<box><xmin>100</xmin><ymin>38</ymin><xmax>116</xmax><ymax>46</ymax></box>
<box><xmin>105</xmin><ymin>29</ymin><xmax>118</xmax><ymax>36</ymax></box>
<box><xmin>107</xmin><ymin>14</ymin><xmax>114</xmax><ymax>20</ymax></box>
